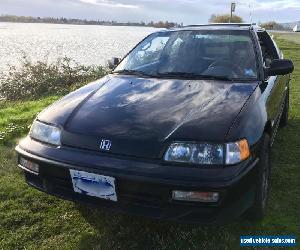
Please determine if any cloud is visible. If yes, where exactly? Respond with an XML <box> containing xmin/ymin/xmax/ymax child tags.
<box><xmin>0</xmin><ymin>0</ymin><xmax>299</xmax><ymax>24</ymax></box>
<box><xmin>247</xmin><ymin>0</ymin><xmax>300</xmax><ymax>10</ymax></box>
<box><xmin>231</xmin><ymin>0</ymin><xmax>300</xmax><ymax>12</ymax></box>
<box><xmin>79</xmin><ymin>0</ymin><xmax>138</xmax><ymax>9</ymax></box>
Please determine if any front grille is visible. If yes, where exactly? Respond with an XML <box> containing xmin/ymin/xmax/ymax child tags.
<box><xmin>117</xmin><ymin>179</ymin><xmax>170</xmax><ymax>207</ymax></box>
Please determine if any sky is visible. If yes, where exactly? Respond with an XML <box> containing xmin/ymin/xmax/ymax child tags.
<box><xmin>0</xmin><ymin>0</ymin><xmax>300</xmax><ymax>24</ymax></box>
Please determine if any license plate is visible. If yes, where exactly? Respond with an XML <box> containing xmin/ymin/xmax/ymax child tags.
<box><xmin>70</xmin><ymin>170</ymin><xmax>117</xmax><ymax>202</ymax></box>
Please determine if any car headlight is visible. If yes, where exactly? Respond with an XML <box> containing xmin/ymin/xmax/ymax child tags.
<box><xmin>164</xmin><ymin>142</ymin><xmax>224</xmax><ymax>165</ymax></box>
<box><xmin>30</xmin><ymin>121</ymin><xmax>61</xmax><ymax>146</ymax></box>
<box><xmin>164</xmin><ymin>139</ymin><xmax>250</xmax><ymax>165</ymax></box>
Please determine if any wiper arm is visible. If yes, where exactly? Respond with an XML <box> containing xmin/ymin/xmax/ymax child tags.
<box><xmin>157</xmin><ymin>72</ymin><xmax>234</xmax><ymax>81</ymax></box>
<box><xmin>198</xmin><ymin>75</ymin><xmax>235</xmax><ymax>81</ymax></box>
<box><xmin>200</xmin><ymin>75</ymin><xmax>257</xmax><ymax>81</ymax></box>
<box><xmin>113</xmin><ymin>69</ymin><xmax>153</xmax><ymax>77</ymax></box>
<box><xmin>156</xmin><ymin>72</ymin><xmax>202</xmax><ymax>78</ymax></box>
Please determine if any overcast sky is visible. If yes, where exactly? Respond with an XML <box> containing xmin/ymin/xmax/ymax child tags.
<box><xmin>1</xmin><ymin>0</ymin><xmax>300</xmax><ymax>24</ymax></box>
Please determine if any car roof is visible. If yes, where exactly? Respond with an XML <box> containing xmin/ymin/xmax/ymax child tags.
<box><xmin>167</xmin><ymin>23</ymin><xmax>265</xmax><ymax>32</ymax></box>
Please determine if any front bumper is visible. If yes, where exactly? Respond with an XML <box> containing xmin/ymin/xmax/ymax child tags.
<box><xmin>16</xmin><ymin>137</ymin><xmax>259</xmax><ymax>224</ymax></box>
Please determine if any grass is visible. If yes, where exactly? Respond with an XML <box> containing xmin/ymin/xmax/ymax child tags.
<box><xmin>271</xmin><ymin>32</ymin><xmax>300</xmax><ymax>45</ymax></box>
<box><xmin>0</xmin><ymin>96</ymin><xmax>61</xmax><ymax>145</ymax></box>
<box><xmin>0</xmin><ymin>37</ymin><xmax>299</xmax><ymax>249</ymax></box>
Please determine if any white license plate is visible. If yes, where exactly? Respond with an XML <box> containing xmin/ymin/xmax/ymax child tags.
<box><xmin>70</xmin><ymin>170</ymin><xmax>117</xmax><ymax>202</ymax></box>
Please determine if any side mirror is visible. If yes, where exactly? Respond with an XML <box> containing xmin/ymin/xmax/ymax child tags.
<box><xmin>107</xmin><ymin>57</ymin><xmax>121</xmax><ymax>70</ymax></box>
<box><xmin>267</xmin><ymin>59</ymin><xmax>294</xmax><ymax>77</ymax></box>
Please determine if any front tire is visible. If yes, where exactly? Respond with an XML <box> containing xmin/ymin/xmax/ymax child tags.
<box><xmin>247</xmin><ymin>134</ymin><xmax>271</xmax><ymax>221</ymax></box>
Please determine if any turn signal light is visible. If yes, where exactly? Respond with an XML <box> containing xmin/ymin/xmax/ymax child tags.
<box><xmin>19</xmin><ymin>157</ymin><xmax>39</xmax><ymax>174</ymax></box>
<box><xmin>239</xmin><ymin>139</ymin><xmax>250</xmax><ymax>161</ymax></box>
<box><xmin>172</xmin><ymin>191</ymin><xmax>219</xmax><ymax>203</ymax></box>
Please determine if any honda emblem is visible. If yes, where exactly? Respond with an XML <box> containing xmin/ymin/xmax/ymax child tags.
<box><xmin>100</xmin><ymin>139</ymin><xmax>112</xmax><ymax>151</ymax></box>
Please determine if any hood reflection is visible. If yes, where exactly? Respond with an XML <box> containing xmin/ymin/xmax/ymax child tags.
<box><xmin>65</xmin><ymin>75</ymin><xmax>258</xmax><ymax>143</ymax></box>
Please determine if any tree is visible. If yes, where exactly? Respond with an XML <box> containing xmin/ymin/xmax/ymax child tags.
<box><xmin>209</xmin><ymin>14</ymin><xmax>243</xmax><ymax>23</ymax></box>
<box><xmin>260</xmin><ymin>21</ymin><xmax>284</xmax><ymax>30</ymax></box>
<box><xmin>152</xmin><ymin>21</ymin><xmax>176</xmax><ymax>28</ymax></box>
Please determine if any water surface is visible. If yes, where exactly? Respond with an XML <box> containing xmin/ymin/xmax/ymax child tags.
<box><xmin>0</xmin><ymin>22</ymin><xmax>158</xmax><ymax>73</ymax></box>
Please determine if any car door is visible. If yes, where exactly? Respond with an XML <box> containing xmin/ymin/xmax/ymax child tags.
<box><xmin>258</xmin><ymin>31</ymin><xmax>288</xmax><ymax>137</ymax></box>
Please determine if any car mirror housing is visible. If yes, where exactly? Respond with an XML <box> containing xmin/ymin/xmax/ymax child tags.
<box><xmin>267</xmin><ymin>59</ymin><xmax>294</xmax><ymax>77</ymax></box>
<box><xmin>107</xmin><ymin>57</ymin><xmax>121</xmax><ymax>70</ymax></box>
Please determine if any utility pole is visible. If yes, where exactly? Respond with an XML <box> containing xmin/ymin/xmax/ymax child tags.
<box><xmin>230</xmin><ymin>2</ymin><xmax>236</xmax><ymax>23</ymax></box>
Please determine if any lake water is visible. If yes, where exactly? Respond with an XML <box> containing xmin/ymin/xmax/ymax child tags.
<box><xmin>0</xmin><ymin>22</ymin><xmax>158</xmax><ymax>73</ymax></box>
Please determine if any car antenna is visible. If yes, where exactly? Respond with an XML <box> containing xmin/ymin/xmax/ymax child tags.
<box><xmin>249</xmin><ymin>2</ymin><xmax>253</xmax><ymax>27</ymax></box>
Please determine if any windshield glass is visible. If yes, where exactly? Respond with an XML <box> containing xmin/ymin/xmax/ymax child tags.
<box><xmin>114</xmin><ymin>30</ymin><xmax>258</xmax><ymax>80</ymax></box>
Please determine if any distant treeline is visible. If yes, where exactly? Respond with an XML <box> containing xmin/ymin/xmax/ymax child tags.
<box><xmin>0</xmin><ymin>15</ymin><xmax>181</xmax><ymax>28</ymax></box>
<box><xmin>259</xmin><ymin>21</ymin><xmax>288</xmax><ymax>31</ymax></box>
<box><xmin>208</xmin><ymin>14</ymin><xmax>291</xmax><ymax>31</ymax></box>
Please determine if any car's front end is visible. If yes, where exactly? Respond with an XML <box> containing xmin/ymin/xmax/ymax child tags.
<box><xmin>16</xmin><ymin>26</ymin><xmax>269</xmax><ymax>223</ymax></box>
<box><xmin>16</xmin><ymin>133</ymin><xmax>261</xmax><ymax>224</ymax></box>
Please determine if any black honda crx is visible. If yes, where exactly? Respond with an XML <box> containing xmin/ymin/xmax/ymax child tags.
<box><xmin>16</xmin><ymin>24</ymin><xmax>294</xmax><ymax>223</ymax></box>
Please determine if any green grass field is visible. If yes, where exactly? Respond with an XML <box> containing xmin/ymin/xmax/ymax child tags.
<box><xmin>0</xmin><ymin>37</ymin><xmax>299</xmax><ymax>249</ymax></box>
<box><xmin>272</xmin><ymin>32</ymin><xmax>300</xmax><ymax>45</ymax></box>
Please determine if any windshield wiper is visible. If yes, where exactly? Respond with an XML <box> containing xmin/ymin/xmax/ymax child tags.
<box><xmin>156</xmin><ymin>72</ymin><xmax>234</xmax><ymax>81</ymax></box>
<box><xmin>197</xmin><ymin>75</ymin><xmax>235</xmax><ymax>81</ymax></box>
<box><xmin>113</xmin><ymin>69</ymin><xmax>153</xmax><ymax>77</ymax></box>
<box><xmin>114</xmin><ymin>70</ymin><xmax>251</xmax><ymax>81</ymax></box>
<box><xmin>200</xmin><ymin>75</ymin><xmax>257</xmax><ymax>82</ymax></box>
<box><xmin>156</xmin><ymin>72</ymin><xmax>202</xmax><ymax>79</ymax></box>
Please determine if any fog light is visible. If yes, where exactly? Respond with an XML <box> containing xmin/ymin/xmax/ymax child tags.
<box><xmin>19</xmin><ymin>157</ymin><xmax>39</xmax><ymax>174</ymax></box>
<box><xmin>172</xmin><ymin>191</ymin><xmax>219</xmax><ymax>202</ymax></box>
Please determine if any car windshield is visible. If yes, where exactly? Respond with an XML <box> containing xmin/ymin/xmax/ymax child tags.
<box><xmin>114</xmin><ymin>30</ymin><xmax>258</xmax><ymax>80</ymax></box>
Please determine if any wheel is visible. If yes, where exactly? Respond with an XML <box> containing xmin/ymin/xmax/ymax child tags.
<box><xmin>247</xmin><ymin>134</ymin><xmax>271</xmax><ymax>221</ymax></box>
<box><xmin>280</xmin><ymin>89</ymin><xmax>289</xmax><ymax>127</ymax></box>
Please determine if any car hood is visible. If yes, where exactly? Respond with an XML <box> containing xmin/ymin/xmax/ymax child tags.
<box><xmin>38</xmin><ymin>75</ymin><xmax>259</xmax><ymax>159</ymax></box>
